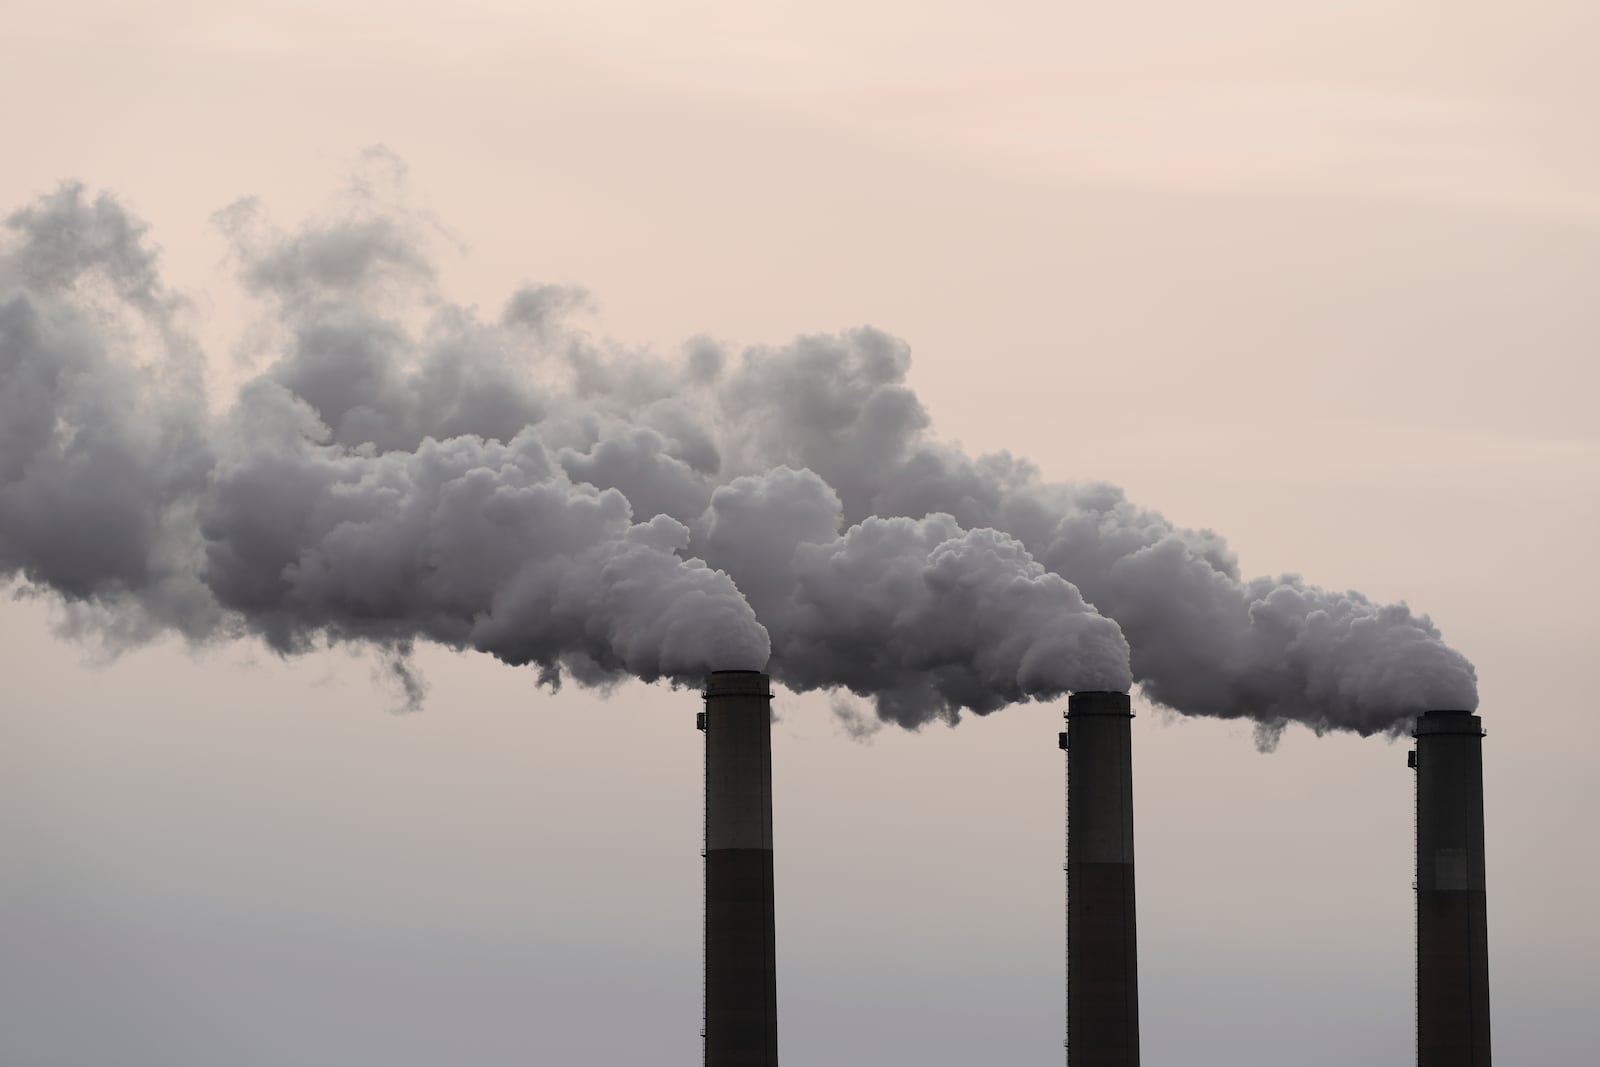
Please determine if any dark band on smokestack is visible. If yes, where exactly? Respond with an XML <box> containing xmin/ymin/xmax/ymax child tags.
<box><xmin>1062</xmin><ymin>691</ymin><xmax>1140</xmax><ymax>1066</ymax></box>
<box><xmin>701</xmin><ymin>670</ymin><xmax>779</xmax><ymax>1067</ymax></box>
<box><xmin>1413</xmin><ymin>710</ymin><xmax>1491</xmax><ymax>1066</ymax></box>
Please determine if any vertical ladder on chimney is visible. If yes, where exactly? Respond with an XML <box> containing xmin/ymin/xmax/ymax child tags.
<box><xmin>698</xmin><ymin>704</ymin><xmax>709</xmax><ymax>1061</ymax></box>
<box><xmin>1409</xmin><ymin>743</ymin><xmax>1419</xmax><ymax>1067</ymax></box>
<box><xmin>1060</xmin><ymin>720</ymin><xmax>1071</xmax><ymax>1066</ymax></box>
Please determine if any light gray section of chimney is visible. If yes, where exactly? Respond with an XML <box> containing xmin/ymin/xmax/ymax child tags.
<box><xmin>1415</xmin><ymin>710</ymin><xmax>1488</xmax><ymax>893</ymax></box>
<box><xmin>704</xmin><ymin>672</ymin><xmax>774</xmax><ymax>852</ymax></box>
<box><xmin>1067</xmin><ymin>693</ymin><xmax>1136</xmax><ymax>865</ymax></box>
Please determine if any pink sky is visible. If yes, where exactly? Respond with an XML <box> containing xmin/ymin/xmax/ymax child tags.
<box><xmin>2</xmin><ymin>3</ymin><xmax>1596</xmax><ymax>1063</ymax></box>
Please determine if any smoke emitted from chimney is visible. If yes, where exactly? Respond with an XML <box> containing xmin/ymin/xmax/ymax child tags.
<box><xmin>0</xmin><ymin>159</ymin><xmax>1476</xmax><ymax>731</ymax></box>
<box><xmin>0</xmin><ymin>178</ymin><xmax>770</xmax><ymax>696</ymax></box>
<box><xmin>702</xmin><ymin>467</ymin><xmax>1130</xmax><ymax>725</ymax></box>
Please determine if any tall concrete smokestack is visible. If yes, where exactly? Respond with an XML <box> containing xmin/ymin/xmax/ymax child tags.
<box><xmin>1060</xmin><ymin>691</ymin><xmax>1140</xmax><ymax>1066</ymax></box>
<box><xmin>699</xmin><ymin>670</ymin><xmax>779</xmax><ymax>1067</ymax></box>
<box><xmin>1413</xmin><ymin>710</ymin><xmax>1491</xmax><ymax>1066</ymax></box>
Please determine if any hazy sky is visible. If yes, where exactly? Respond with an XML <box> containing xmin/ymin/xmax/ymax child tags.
<box><xmin>3</xmin><ymin>3</ymin><xmax>1597</xmax><ymax>1064</ymax></box>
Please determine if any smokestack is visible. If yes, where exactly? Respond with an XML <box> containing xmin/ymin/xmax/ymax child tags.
<box><xmin>1412</xmin><ymin>710</ymin><xmax>1491</xmax><ymax>1065</ymax></box>
<box><xmin>1061</xmin><ymin>691</ymin><xmax>1140</xmax><ymax>1066</ymax></box>
<box><xmin>700</xmin><ymin>670</ymin><xmax>779</xmax><ymax>1066</ymax></box>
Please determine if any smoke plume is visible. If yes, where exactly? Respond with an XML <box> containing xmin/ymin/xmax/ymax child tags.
<box><xmin>0</xmin><ymin>162</ymin><xmax>1476</xmax><ymax>732</ymax></box>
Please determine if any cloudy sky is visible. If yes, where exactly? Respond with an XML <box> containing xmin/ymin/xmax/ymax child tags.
<box><xmin>3</xmin><ymin>2</ymin><xmax>1597</xmax><ymax>1064</ymax></box>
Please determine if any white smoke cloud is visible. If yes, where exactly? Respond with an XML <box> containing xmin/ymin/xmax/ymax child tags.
<box><xmin>0</xmin><ymin>163</ymin><xmax>1477</xmax><ymax>733</ymax></box>
<box><xmin>1</xmin><ymin>181</ymin><xmax>769</xmax><ymax>695</ymax></box>
<box><xmin>702</xmin><ymin>467</ymin><xmax>1130</xmax><ymax>724</ymax></box>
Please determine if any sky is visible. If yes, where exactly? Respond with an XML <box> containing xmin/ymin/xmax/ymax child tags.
<box><xmin>3</xmin><ymin>2</ymin><xmax>1598</xmax><ymax>1064</ymax></box>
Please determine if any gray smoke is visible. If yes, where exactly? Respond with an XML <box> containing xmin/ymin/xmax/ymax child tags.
<box><xmin>0</xmin><ymin>166</ymin><xmax>1476</xmax><ymax>733</ymax></box>
<box><xmin>2</xmin><ymin>181</ymin><xmax>769</xmax><ymax>699</ymax></box>
<box><xmin>705</xmin><ymin>333</ymin><xmax>1477</xmax><ymax>735</ymax></box>
<box><xmin>702</xmin><ymin>466</ymin><xmax>1129</xmax><ymax>725</ymax></box>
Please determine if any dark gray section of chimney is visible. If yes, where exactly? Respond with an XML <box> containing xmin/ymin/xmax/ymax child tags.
<box><xmin>1414</xmin><ymin>709</ymin><xmax>1491</xmax><ymax>1066</ymax></box>
<box><xmin>1064</xmin><ymin>690</ymin><xmax>1140</xmax><ymax>1067</ymax></box>
<box><xmin>702</xmin><ymin>670</ymin><xmax>778</xmax><ymax>1067</ymax></box>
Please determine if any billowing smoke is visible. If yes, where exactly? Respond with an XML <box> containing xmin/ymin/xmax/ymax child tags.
<box><xmin>0</xmin><ymin>160</ymin><xmax>1476</xmax><ymax>734</ymax></box>
<box><xmin>1</xmin><ymin>180</ymin><xmax>769</xmax><ymax>696</ymax></box>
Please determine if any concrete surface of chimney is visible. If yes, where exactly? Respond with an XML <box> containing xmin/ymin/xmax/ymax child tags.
<box><xmin>1062</xmin><ymin>690</ymin><xmax>1140</xmax><ymax>1067</ymax></box>
<box><xmin>701</xmin><ymin>670</ymin><xmax>778</xmax><ymax>1067</ymax></box>
<box><xmin>1414</xmin><ymin>709</ymin><xmax>1492</xmax><ymax>1066</ymax></box>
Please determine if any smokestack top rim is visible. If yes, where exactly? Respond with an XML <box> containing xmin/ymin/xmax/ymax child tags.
<box><xmin>703</xmin><ymin>669</ymin><xmax>773</xmax><ymax>697</ymax></box>
<box><xmin>1413</xmin><ymin>708</ymin><xmax>1485</xmax><ymax>737</ymax></box>
<box><xmin>1066</xmin><ymin>690</ymin><xmax>1132</xmax><ymax>717</ymax></box>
